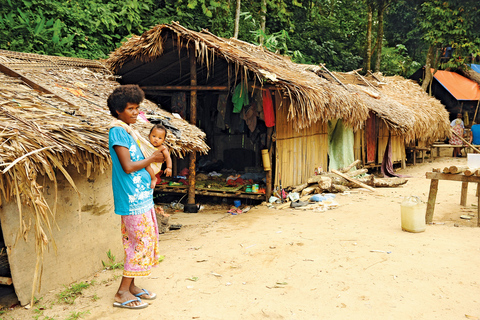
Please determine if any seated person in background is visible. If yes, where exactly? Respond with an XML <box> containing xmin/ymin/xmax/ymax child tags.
<box><xmin>450</xmin><ymin>118</ymin><xmax>464</xmax><ymax>157</ymax></box>
<box><xmin>470</xmin><ymin>122</ymin><xmax>480</xmax><ymax>152</ymax></box>
<box><xmin>451</xmin><ymin>113</ymin><xmax>464</xmax><ymax>128</ymax></box>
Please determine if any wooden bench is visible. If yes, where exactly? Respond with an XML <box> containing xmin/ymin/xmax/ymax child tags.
<box><xmin>406</xmin><ymin>146</ymin><xmax>431</xmax><ymax>165</ymax></box>
<box><xmin>431</xmin><ymin>144</ymin><xmax>466</xmax><ymax>159</ymax></box>
<box><xmin>431</xmin><ymin>144</ymin><xmax>480</xmax><ymax>159</ymax></box>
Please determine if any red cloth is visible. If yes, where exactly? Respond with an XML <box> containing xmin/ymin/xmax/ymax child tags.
<box><xmin>262</xmin><ymin>89</ymin><xmax>275</xmax><ymax>127</ymax></box>
<box><xmin>366</xmin><ymin>112</ymin><xmax>376</xmax><ymax>163</ymax></box>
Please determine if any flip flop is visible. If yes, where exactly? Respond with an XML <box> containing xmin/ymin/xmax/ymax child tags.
<box><xmin>134</xmin><ymin>289</ymin><xmax>157</xmax><ymax>300</ymax></box>
<box><xmin>113</xmin><ymin>297</ymin><xmax>148</xmax><ymax>309</ymax></box>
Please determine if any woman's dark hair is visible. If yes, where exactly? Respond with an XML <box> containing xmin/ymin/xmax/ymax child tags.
<box><xmin>149</xmin><ymin>124</ymin><xmax>167</xmax><ymax>138</ymax></box>
<box><xmin>107</xmin><ymin>85</ymin><xmax>145</xmax><ymax>118</ymax></box>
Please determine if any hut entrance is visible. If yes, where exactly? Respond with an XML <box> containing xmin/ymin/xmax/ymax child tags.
<box><xmin>0</xmin><ymin>224</ymin><xmax>18</xmax><ymax>306</ymax></box>
<box><xmin>148</xmin><ymin>85</ymin><xmax>270</xmax><ymax>203</ymax></box>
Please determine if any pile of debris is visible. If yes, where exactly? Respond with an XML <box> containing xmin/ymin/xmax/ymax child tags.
<box><xmin>274</xmin><ymin>160</ymin><xmax>408</xmax><ymax>210</ymax></box>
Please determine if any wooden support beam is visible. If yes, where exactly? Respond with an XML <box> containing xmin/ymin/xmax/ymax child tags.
<box><xmin>141</xmin><ymin>85</ymin><xmax>229</xmax><ymax>91</ymax></box>
<box><xmin>188</xmin><ymin>47</ymin><xmax>197</xmax><ymax>206</ymax></box>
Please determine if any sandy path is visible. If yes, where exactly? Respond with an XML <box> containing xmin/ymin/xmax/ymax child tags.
<box><xmin>7</xmin><ymin>157</ymin><xmax>480</xmax><ymax>320</ymax></box>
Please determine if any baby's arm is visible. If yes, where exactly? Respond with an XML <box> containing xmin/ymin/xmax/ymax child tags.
<box><xmin>161</xmin><ymin>146</ymin><xmax>173</xmax><ymax>177</ymax></box>
<box><xmin>145</xmin><ymin>164</ymin><xmax>157</xmax><ymax>189</ymax></box>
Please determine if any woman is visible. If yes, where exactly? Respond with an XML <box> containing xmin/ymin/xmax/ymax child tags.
<box><xmin>107</xmin><ymin>85</ymin><xmax>165</xmax><ymax>309</ymax></box>
<box><xmin>450</xmin><ymin>118</ymin><xmax>464</xmax><ymax>157</ymax></box>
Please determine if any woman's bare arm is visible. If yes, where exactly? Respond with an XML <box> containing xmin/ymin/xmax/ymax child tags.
<box><xmin>114</xmin><ymin>145</ymin><xmax>165</xmax><ymax>174</ymax></box>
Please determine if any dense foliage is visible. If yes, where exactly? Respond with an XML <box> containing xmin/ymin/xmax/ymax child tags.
<box><xmin>0</xmin><ymin>0</ymin><xmax>479</xmax><ymax>77</ymax></box>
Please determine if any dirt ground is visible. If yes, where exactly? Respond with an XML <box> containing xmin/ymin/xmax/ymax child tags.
<box><xmin>4</xmin><ymin>154</ymin><xmax>480</xmax><ymax>320</ymax></box>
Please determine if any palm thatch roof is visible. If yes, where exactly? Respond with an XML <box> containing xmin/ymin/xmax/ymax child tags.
<box><xmin>0</xmin><ymin>49</ymin><xmax>208</xmax><ymax>303</ymax></box>
<box><xmin>106</xmin><ymin>22</ymin><xmax>370</xmax><ymax>131</ymax></box>
<box><xmin>316</xmin><ymin>69</ymin><xmax>450</xmax><ymax>143</ymax></box>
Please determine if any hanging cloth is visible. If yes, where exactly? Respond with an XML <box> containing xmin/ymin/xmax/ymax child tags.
<box><xmin>380</xmin><ymin>132</ymin><xmax>399</xmax><ymax>177</ymax></box>
<box><xmin>171</xmin><ymin>92</ymin><xmax>186</xmax><ymax>119</ymax></box>
<box><xmin>244</xmin><ymin>104</ymin><xmax>258</xmax><ymax>132</ymax></box>
<box><xmin>232</xmin><ymin>83</ymin><xmax>249</xmax><ymax>113</ymax></box>
<box><xmin>328</xmin><ymin>119</ymin><xmax>355</xmax><ymax>171</ymax></box>
<box><xmin>216</xmin><ymin>93</ymin><xmax>228</xmax><ymax>129</ymax></box>
<box><xmin>366</xmin><ymin>113</ymin><xmax>377</xmax><ymax>163</ymax></box>
<box><xmin>110</xmin><ymin>119</ymin><xmax>163</xmax><ymax>174</ymax></box>
<box><xmin>263</xmin><ymin>89</ymin><xmax>275</xmax><ymax>127</ymax></box>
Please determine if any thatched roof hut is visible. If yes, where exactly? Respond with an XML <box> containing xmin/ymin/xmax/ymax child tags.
<box><xmin>316</xmin><ymin>69</ymin><xmax>450</xmax><ymax>144</ymax></box>
<box><xmin>0</xmin><ymin>49</ymin><xmax>208</xmax><ymax>304</ymax></box>
<box><xmin>106</xmin><ymin>22</ymin><xmax>370</xmax><ymax>131</ymax></box>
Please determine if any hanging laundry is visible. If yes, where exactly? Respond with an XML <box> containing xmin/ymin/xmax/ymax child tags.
<box><xmin>171</xmin><ymin>92</ymin><xmax>186</xmax><ymax>119</ymax></box>
<box><xmin>232</xmin><ymin>82</ymin><xmax>249</xmax><ymax>113</ymax></box>
<box><xmin>263</xmin><ymin>89</ymin><xmax>275</xmax><ymax>127</ymax></box>
<box><xmin>244</xmin><ymin>104</ymin><xmax>258</xmax><ymax>132</ymax></box>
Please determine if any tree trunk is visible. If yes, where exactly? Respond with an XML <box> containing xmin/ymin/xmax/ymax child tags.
<box><xmin>233</xmin><ymin>0</ymin><xmax>241</xmax><ymax>39</ymax></box>
<box><xmin>374</xmin><ymin>3</ymin><xmax>385</xmax><ymax>72</ymax></box>
<box><xmin>422</xmin><ymin>45</ymin><xmax>435</xmax><ymax>91</ymax></box>
<box><xmin>365</xmin><ymin>3</ymin><xmax>373</xmax><ymax>72</ymax></box>
<box><xmin>260</xmin><ymin>0</ymin><xmax>266</xmax><ymax>46</ymax></box>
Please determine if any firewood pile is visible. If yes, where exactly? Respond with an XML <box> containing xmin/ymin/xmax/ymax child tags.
<box><xmin>276</xmin><ymin>160</ymin><xmax>408</xmax><ymax>210</ymax></box>
<box><xmin>433</xmin><ymin>165</ymin><xmax>479</xmax><ymax>176</ymax></box>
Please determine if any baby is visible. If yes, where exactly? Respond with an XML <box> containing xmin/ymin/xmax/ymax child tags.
<box><xmin>146</xmin><ymin>124</ymin><xmax>173</xmax><ymax>189</ymax></box>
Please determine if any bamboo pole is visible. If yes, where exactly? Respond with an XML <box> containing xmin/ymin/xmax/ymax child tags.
<box><xmin>473</xmin><ymin>99</ymin><xmax>480</xmax><ymax>124</ymax></box>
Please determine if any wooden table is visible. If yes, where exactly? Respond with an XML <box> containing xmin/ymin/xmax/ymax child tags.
<box><xmin>425</xmin><ymin>172</ymin><xmax>480</xmax><ymax>226</ymax></box>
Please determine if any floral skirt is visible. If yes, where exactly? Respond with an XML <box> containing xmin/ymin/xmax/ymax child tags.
<box><xmin>121</xmin><ymin>207</ymin><xmax>160</xmax><ymax>277</ymax></box>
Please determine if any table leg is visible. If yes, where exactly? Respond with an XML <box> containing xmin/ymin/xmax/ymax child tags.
<box><xmin>413</xmin><ymin>150</ymin><xmax>417</xmax><ymax>166</ymax></box>
<box><xmin>460</xmin><ymin>181</ymin><xmax>468</xmax><ymax>206</ymax></box>
<box><xmin>426</xmin><ymin>179</ymin><xmax>439</xmax><ymax>224</ymax></box>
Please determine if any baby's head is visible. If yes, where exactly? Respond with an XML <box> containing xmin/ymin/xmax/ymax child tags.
<box><xmin>149</xmin><ymin>124</ymin><xmax>167</xmax><ymax>148</ymax></box>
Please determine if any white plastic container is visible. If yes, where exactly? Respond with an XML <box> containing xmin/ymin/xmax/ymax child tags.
<box><xmin>467</xmin><ymin>153</ymin><xmax>480</xmax><ymax>168</ymax></box>
<box><xmin>401</xmin><ymin>196</ymin><xmax>426</xmax><ymax>233</ymax></box>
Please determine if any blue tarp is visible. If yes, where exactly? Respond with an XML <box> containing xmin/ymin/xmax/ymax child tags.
<box><xmin>471</xmin><ymin>64</ymin><xmax>480</xmax><ymax>74</ymax></box>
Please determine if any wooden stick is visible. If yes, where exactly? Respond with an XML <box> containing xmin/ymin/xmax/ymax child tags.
<box><xmin>451</xmin><ymin>128</ymin><xmax>480</xmax><ymax>153</ymax></box>
<box><xmin>331</xmin><ymin>169</ymin><xmax>376</xmax><ymax>192</ymax></box>
<box><xmin>319</xmin><ymin>64</ymin><xmax>349</xmax><ymax>90</ymax></box>
<box><xmin>443</xmin><ymin>167</ymin><xmax>450</xmax><ymax>173</ymax></box>
<box><xmin>448</xmin><ymin>165</ymin><xmax>469</xmax><ymax>174</ymax></box>
<box><xmin>345</xmin><ymin>168</ymin><xmax>368</xmax><ymax>177</ymax></box>
<box><xmin>473</xmin><ymin>99</ymin><xmax>480</xmax><ymax>124</ymax></box>
<box><xmin>464</xmin><ymin>168</ymin><xmax>478</xmax><ymax>176</ymax></box>
<box><xmin>339</xmin><ymin>159</ymin><xmax>361</xmax><ymax>173</ymax></box>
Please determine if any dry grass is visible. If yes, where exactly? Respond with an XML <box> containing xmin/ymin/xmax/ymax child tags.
<box><xmin>0</xmin><ymin>50</ymin><xmax>208</xmax><ymax>304</ymax></box>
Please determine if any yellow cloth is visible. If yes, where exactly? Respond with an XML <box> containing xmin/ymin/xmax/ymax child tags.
<box><xmin>110</xmin><ymin>119</ymin><xmax>163</xmax><ymax>174</ymax></box>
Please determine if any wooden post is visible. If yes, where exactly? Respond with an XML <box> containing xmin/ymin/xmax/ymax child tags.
<box><xmin>425</xmin><ymin>179</ymin><xmax>439</xmax><ymax>224</ymax></box>
<box><xmin>460</xmin><ymin>181</ymin><xmax>468</xmax><ymax>206</ymax></box>
<box><xmin>188</xmin><ymin>47</ymin><xmax>197</xmax><ymax>206</ymax></box>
